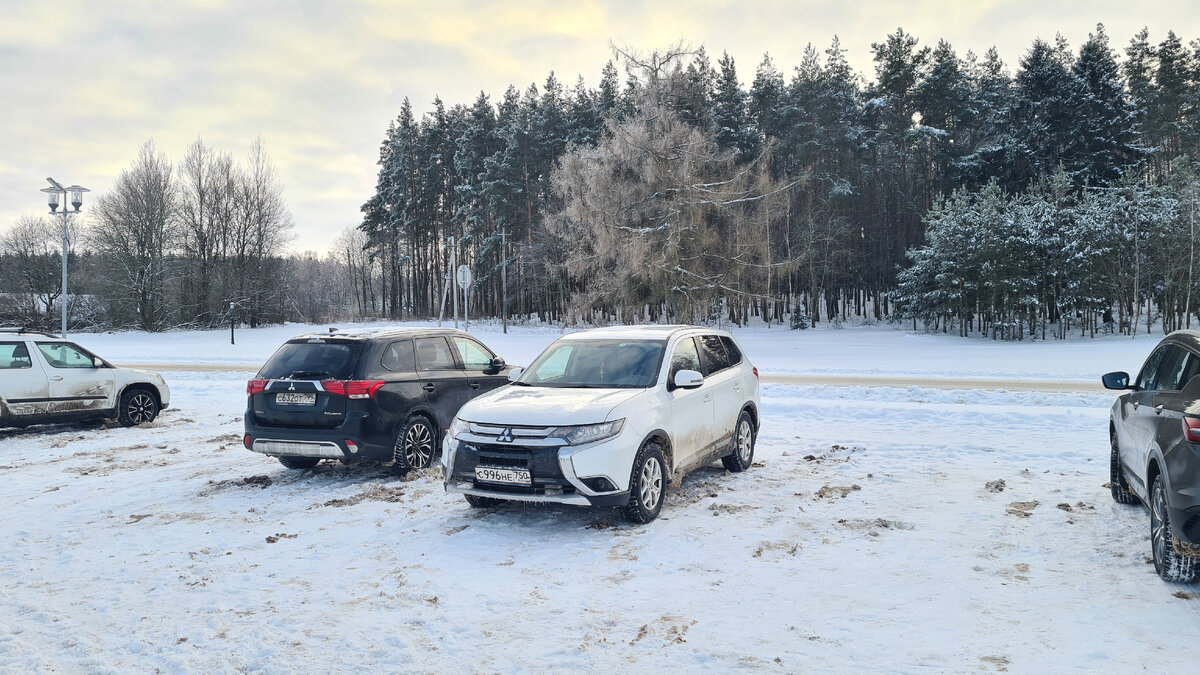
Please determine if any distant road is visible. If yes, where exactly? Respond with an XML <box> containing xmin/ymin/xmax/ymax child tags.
<box><xmin>121</xmin><ymin>362</ymin><xmax>1105</xmax><ymax>393</ymax></box>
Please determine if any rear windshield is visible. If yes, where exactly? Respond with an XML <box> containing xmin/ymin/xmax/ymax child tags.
<box><xmin>258</xmin><ymin>341</ymin><xmax>364</xmax><ymax>380</ymax></box>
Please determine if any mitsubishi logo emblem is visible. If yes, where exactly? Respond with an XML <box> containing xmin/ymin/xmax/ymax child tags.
<box><xmin>497</xmin><ymin>427</ymin><xmax>514</xmax><ymax>443</ymax></box>
<box><xmin>288</xmin><ymin>383</ymin><xmax>296</xmax><ymax>391</ymax></box>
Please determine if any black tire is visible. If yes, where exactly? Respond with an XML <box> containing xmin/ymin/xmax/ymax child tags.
<box><xmin>394</xmin><ymin>415</ymin><xmax>437</xmax><ymax>473</ymax></box>
<box><xmin>278</xmin><ymin>456</ymin><xmax>320</xmax><ymax>470</ymax></box>
<box><xmin>1110</xmin><ymin>432</ymin><xmax>1138</xmax><ymax>504</ymax></box>
<box><xmin>722</xmin><ymin>410</ymin><xmax>756</xmax><ymax>472</ymax></box>
<box><xmin>465</xmin><ymin>494</ymin><xmax>503</xmax><ymax>508</ymax></box>
<box><xmin>117</xmin><ymin>388</ymin><xmax>159</xmax><ymax>427</ymax></box>
<box><xmin>624</xmin><ymin>442</ymin><xmax>667</xmax><ymax>524</ymax></box>
<box><xmin>1151</xmin><ymin>474</ymin><xmax>1200</xmax><ymax>583</ymax></box>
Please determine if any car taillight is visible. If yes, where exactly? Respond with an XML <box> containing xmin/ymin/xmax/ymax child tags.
<box><xmin>243</xmin><ymin>434</ymin><xmax>252</xmax><ymax>449</ymax></box>
<box><xmin>1184</xmin><ymin>418</ymin><xmax>1200</xmax><ymax>443</ymax></box>
<box><xmin>247</xmin><ymin>379</ymin><xmax>268</xmax><ymax>395</ymax></box>
<box><xmin>321</xmin><ymin>380</ymin><xmax>386</xmax><ymax>399</ymax></box>
<box><xmin>753</xmin><ymin>367</ymin><xmax>759</xmax><ymax>380</ymax></box>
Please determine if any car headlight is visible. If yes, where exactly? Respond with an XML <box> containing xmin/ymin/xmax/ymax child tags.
<box><xmin>448</xmin><ymin>417</ymin><xmax>471</xmax><ymax>439</ymax></box>
<box><xmin>550</xmin><ymin>419</ymin><xmax>624</xmax><ymax>446</ymax></box>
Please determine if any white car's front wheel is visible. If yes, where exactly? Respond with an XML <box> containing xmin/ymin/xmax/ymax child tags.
<box><xmin>117</xmin><ymin>388</ymin><xmax>159</xmax><ymax>427</ymax></box>
<box><xmin>624</xmin><ymin>442</ymin><xmax>666</xmax><ymax>523</ymax></box>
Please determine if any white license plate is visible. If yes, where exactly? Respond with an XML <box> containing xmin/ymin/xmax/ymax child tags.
<box><xmin>475</xmin><ymin>466</ymin><xmax>531</xmax><ymax>485</ymax></box>
<box><xmin>275</xmin><ymin>392</ymin><xmax>316</xmax><ymax>406</ymax></box>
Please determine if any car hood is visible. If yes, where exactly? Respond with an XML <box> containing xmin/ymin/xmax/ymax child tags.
<box><xmin>459</xmin><ymin>385</ymin><xmax>642</xmax><ymax>426</ymax></box>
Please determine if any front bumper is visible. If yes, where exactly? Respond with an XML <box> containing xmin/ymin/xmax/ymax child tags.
<box><xmin>441</xmin><ymin>431</ymin><xmax>632</xmax><ymax>508</ymax></box>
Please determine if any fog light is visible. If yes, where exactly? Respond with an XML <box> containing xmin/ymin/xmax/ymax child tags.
<box><xmin>346</xmin><ymin>440</ymin><xmax>359</xmax><ymax>454</ymax></box>
<box><xmin>581</xmin><ymin>477</ymin><xmax>616</xmax><ymax>492</ymax></box>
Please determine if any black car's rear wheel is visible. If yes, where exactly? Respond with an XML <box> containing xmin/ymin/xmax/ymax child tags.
<box><xmin>394</xmin><ymin>415</ymin><xmax>437</xmax><ymax>472</ymax></box>
<box><xmin>1151</xmin><ymin>474</ymin><xmax>1200</xmax><ymax>583</ymax></box>
<box><xmin>1110</xmin><ymin>431</ymin><xmax>1138</xmax><ymax>504</ymax></box>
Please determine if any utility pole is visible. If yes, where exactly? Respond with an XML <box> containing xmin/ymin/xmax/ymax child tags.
<box><xmin>501</xmin><ymin>227</ymin><xmax>508</xmax><ymax>334</ymax></box>
<box><xmin>450</xmin><ymin>236</ymin><xmax>458</xmax><ymax>329</ymax></box>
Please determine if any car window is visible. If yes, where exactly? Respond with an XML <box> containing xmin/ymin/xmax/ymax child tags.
<box><xmin>36</xmin><ymin>342</ymin><xmax>95</xmax><ymax>369</ymax></box>
<box><xmin>1179</xmin><ymin>352</ymin><xmax>1200</xmax><ymax>391</ymax></box>
<box><xmin>521</xmin><ymin>340</ymin><xmax>665</xmax><ymax>388</ymax></box>
<box><xmin>531</xmin><ymin>344</ymin><xmax>572</xmax><ymax>381</ymax></box>
<box><xmin>1137</xmin><ymin>346</ymin><xmax>1170</xmax><ymax>391</ymax></box>
<box><xmin>669</xmin><ymin>337</ymin><xmax>701</xmax><ymax>381</ymax></box>
<box><xmin>720</xmin><ymin>336</ymin><xmax>743</xmax><ymax>366</ymax></box>
<box><xmin>697</xmin><ymin>335</ymin><xmax>729</xmax><ymax>375</ymax></box>
<box><xmin>380</xmin><ymin>340</ymin><xmax>415</xmax><ymax>372</ymax></box>
<box><xmin>1157</xmin><ymin>347</ymin><xmax>1196</xmax><ymax>392</ymax></box>
<box><xmin>415</xmin><ymin>337</ymin><xmax>457</xmax><ymax>371</ymax></box>
<box><xmin>0</xmin><ymin>342</ymin><xmax>32</xmax><ymax>369</ymax></box>
<box><xmin>452</xmin><ymin>337</ymin><xmax>495</xmax><ymax>371</ymax></box>
<box><xmin>259</xmin><ymin>341</ymin><xmax>363</xmax><ymax>380</ymax></box>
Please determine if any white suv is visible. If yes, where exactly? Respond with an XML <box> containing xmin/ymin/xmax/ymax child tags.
<box><xmin>0</xmin><ymin>329</ymin><xmax>170</xmax><ymax>428</ymax></box>
<box><xmin>442</xmin><ymin>325</ymin><xmax>760</xmax><ymax>522</ymax></box>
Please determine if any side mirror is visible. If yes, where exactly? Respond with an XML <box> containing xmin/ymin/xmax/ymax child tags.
<box><xmin>507</xmin><ymin>367</ymin><xmax>524</xmax><ymax>383</ymax></box>
<box><xmin>673</xmin><ymin>369</ymin><xmax>704</xmax><ymax>390</ymax></box>
<box><xmin>490</xmin><ymin>356</ymin><xmax>506</xmax><ymax>369</ymax></box>
<box><xmin>1102</xmin><ymin>371</ymin><xmax>1131</xmax><ymax>390</ymax></box>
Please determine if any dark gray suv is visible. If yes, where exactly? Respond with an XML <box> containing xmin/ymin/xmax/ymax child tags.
<box><xmin>1104</xmin><ymin>329</ymin><xmax>1200</xmax><ymax>582</ymax></box>
<box><xmin>244</xmin><ymin>328</ymin><xmax>510</xmax><ymax>472</ymax></box>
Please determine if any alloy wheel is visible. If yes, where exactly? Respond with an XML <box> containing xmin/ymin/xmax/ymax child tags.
<box><xmin>125</xmin><ymin>393</ymin><xmax>156</xmax><ymax>425</ymax></box>
<box><xmin>737</xmin><ymin>418</ymin><xmax>753</xmax><ymax>463</ymax></box>
<box><xmin>639</xmin><ymin>456</ymin><xmax>663</xmax><ymax>510</ymax></box>
<box><xmin>403</xmin><ymin>421</ymin><xmax>434</xmax><ymax>468</ymax></box>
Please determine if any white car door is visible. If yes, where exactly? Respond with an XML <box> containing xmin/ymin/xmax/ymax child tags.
<box><xmin>34</xmin><ymin>341</ymin><xmax>116</xmax><ymax>413</ymax></box>
<box><xmin>0</xmin><ymin>340</ymin><xmax>50</xmax><ymax>417</ymax></box>
<box><xmin>666</xmin><ymin>336</ymin><xmax>714</xmax><ymax>469</ymax></box>
<box><xmin>697</xmin><ymin>334</ymin><xmax>742</xmax><ymax>445</ymax></box>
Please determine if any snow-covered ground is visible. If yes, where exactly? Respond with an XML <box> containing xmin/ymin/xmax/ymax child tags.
<box><xmin>4</xmin><ymin>321</ymin><xmax>1199</xmax><ymax>671</ymax></box>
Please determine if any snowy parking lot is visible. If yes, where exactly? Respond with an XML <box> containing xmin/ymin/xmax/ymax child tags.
<box><xmin>4</xmin><ymin>323</ymin><xmax>1200</xmax><ymax>671</ymax></box>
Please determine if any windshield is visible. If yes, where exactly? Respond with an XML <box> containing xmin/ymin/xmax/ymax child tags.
<box><xmin>519</xmin><ymin>339</ymin><xmax>665</xmax><ymax>388</ymax></box>
<box><xmin>258</xmin><ymin>341</ymin><xmax>363</xmax><ymax>380</ymax></box>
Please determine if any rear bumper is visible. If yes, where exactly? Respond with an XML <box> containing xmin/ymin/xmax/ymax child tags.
<box><xmin>244</xmin><ymin>410</ymin><xmax>391</xmax><ymax>461</ymax></box>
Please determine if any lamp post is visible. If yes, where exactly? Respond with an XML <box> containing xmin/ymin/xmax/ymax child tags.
<box><xmin>40</xmin><ymin>177</ymin><xmax>89</xmax><ymax>337</ymax></box>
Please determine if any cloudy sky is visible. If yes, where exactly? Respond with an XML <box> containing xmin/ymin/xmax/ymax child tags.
<box><xmin>2</xmin><ymin>0</ymin><xmax>1196</xmax><ymax>253</ymax></box>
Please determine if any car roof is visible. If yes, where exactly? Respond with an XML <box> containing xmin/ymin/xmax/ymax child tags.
<box><xmin>0</xmin><ymin>328</ymin><xmax>65</xmax><ymax>340</ymax></box>
<box><xmin>558</xmin><ymin>325</ymin><xmax>730</xmax><ymax>341</ymax></box>
<box><xmin>1164</xmin><ymin>329</ymin><xmax>1200</xmax><ymax>351</ymax></box>
<box><xmin>286</xmin><ymin>326</ymin><xmax>475</xmax><ymax>342</ymax></box>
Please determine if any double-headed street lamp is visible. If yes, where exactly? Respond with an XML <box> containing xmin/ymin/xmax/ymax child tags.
<box><xmin>40</xmin><ymin>177</ymin><xmax>89</xmax><ymax>337</ymax></box>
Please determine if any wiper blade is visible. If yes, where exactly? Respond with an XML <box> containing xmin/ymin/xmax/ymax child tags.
<box><xmin>287</xmin><ymin>370</ymin><xmax>330</xmax><ymax>380</ymax></box>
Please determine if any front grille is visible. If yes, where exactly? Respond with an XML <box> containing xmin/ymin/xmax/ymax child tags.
<box><xmin>479</xmin><ymin>454</ymin><xmax>527</xmax><ymax>468</ymax></box>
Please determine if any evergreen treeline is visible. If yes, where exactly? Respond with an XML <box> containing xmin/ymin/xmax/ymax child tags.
<box><xmin>359</xmin><ymin>26</ymin><xmax>1200</xmax><ymax>335</ymax></box>
<box><xmin>5</xmin><ymin>26</ymin><xmax>1200</xmax><ymax>337</ymax></box>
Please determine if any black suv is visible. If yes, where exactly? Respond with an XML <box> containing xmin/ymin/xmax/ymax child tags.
<box><xmin>243</xmin><ymin>328</ymin><xmax>511</xmax><ymax>471</ymax></box>
<box><xmin>1104</xmin><ymin>329</ymin><xmax>1200</xmax><ymax>582</ymax></box>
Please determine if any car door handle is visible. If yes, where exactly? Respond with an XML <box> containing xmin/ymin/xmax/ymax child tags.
<box><xmin>50</xmin><ymin>376</ymin><xmax>63</xmax><ymax>381</ymax></box>
<box><xmin>423</xmin><ymin>383</ymin><xmax>436</xmax><ymax>392</ymax></box>
<box><xmin>703</xmin><ymin>395</ymin><xmax>713</xmax><ymax>403</ymax></box>
<box><xmin>470</xmin><ymin>382</ymin><xmax>480</xmax><ymax>389</ymax></box>
<box><xmin>733</xmin><ymin>384</ymin><xmax>742</xmax><ymax>391</ymax></box>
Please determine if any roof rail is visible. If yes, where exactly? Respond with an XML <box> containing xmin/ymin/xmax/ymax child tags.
<box><xmin>0</xmin><ymin>326</ymin><xmax>62</xmax><ymax>338</ymax></box>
